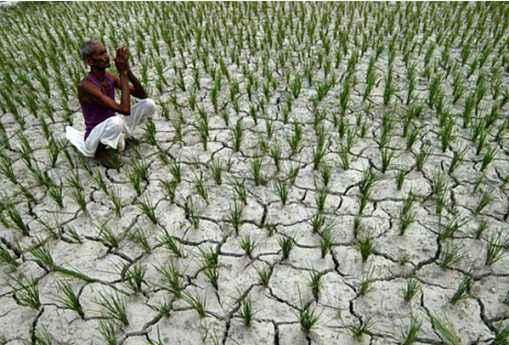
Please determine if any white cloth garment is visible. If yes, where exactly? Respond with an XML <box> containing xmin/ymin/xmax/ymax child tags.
<box><xmin>65</xmin><ymin>98</ymin><xmax>156</xmax><ymax>157</ymax></box>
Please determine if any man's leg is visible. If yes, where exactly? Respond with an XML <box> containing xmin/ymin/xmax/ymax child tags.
<box><xmin>85</xmin><ymin>115</ymin><xmax>126</xmax><ymax>154</ymax></box>
<box><xmin>123</xmin><ymin>98</ymin><xmax>156</xmax><ymax>137</ymax></box>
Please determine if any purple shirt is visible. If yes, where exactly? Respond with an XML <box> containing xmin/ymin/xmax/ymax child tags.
<box><xmin>80</xmin><ymin>73</ymin><xmax>116</xmax><ymax>140</ymax></box>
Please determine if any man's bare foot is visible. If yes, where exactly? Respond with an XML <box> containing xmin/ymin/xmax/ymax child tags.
<box><xmin>125</xmin><ymin>137</ymin><xmax>140</xmax><ymax>149</ymax></box>
<box><xmin>95</xmin><ymin>144</ymin><xmax>120</xmax><ymax>169</ymax></box>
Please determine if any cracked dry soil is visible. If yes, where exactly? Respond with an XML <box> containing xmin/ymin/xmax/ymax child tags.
<box><xmin>0</xmin><ymin>2</ymin><xmax>508</xmax><ymax>345</ymax></box>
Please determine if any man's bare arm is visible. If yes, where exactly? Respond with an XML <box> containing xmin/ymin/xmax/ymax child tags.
<box><xmin>110</xmin><ymin>71</ymin><xmax>147</xmax><ymax>99</ymax></box>
<box><xmin>115</xmin><ymin>47</ymin><xmax>131</xmax><ymax>115</ymax></box>
<box><xmin>127</xmin><ymin>69</ymin><xmax>147</xmax><ymax>99</ymax></box>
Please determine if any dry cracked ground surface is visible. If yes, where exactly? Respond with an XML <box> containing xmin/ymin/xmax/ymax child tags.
<box><xmin>0</xmin><ymin>2</ymin><xmax>508</xmax><ymax>345</ymax></box>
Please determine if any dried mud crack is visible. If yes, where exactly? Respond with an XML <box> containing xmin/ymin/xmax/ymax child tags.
<box><xmin>0</xmin><ymin>2</ymin><xmax>509</xmax><ymax>344</ymax></box>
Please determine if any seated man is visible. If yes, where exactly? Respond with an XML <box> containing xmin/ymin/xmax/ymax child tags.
<box><xmin>65</xmin><ymin>40</ymin><xmax>156</xmax><ymax>168</ymax></box>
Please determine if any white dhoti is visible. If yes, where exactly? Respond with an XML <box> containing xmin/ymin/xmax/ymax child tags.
<box><xmin>65</xmin><ymin>98</ymin><xmax>156</xmax><ymax>157</ymax></box>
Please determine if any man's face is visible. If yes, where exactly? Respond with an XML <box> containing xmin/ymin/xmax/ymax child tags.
<box><xmin>86</xmin><ymin>43</ymin><xmax>110</xmax><ymax>69</ymax></box>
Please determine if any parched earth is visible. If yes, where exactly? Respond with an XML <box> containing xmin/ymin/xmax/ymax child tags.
<box><xmin>0</xmin><ymin>2</ymin><xmax>508</xmax><ymax>344</ymax></box>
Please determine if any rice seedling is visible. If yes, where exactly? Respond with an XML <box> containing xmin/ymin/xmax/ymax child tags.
<box><xmin>196</xmin><ymin>115</ymin><xmax>209</xmax><ymax>151</ymax></box>
<box><xmin>227</xmin><ymin>200</ymin><xmax>243</xmax><ymax>235</ymax></box>
<box><xmin>401</xmin><ymin>316</ymin><xmax>422</xmax><ymax>345</ymax></box>
<box><xmin>318</xmin><ymin>161</ymin><xmax>332</xmax><ymax>187</ymax></box>
<box><xmin>159</xmin><ymin>229</ymin><xmax>184</xmax><ymax>258</ymax></box>
<box><xmin>168</xmin><ymin>159</ymin><xmax>182</xmax><ymax>184</ymax></box>
<box><xmin>184</xmin><ymin>197</ymin><xmax>200</xmax><ymax>230</ymax></box>
<box><xmin>231</xmin><ymin>118</ymin><xmax>243</xmax><ymax>152</ymax></box>
<box><xmin>47</xmin><ymin>182</ymin><xmax>64</xmax><ymax>209</ymax></box>
<box><xmin>144</xmin><ymin>118</ymin><xmax>157</xmax><ymax>146</ymax></box>
<box><xmin>258</xmin><ymin>135</ymin><xmax>269</xmax><ymax>155</ymax></box>
<box><xmin>153</xmin><ymin>297</ymin><xmax>172</xmax><ymax>319</ymax></box>
<box><xmin>395</xmin><ymin>169</ymin><xmax>407</xmax><ymax>191</ymax></box>
<box><xmin>183</xmin><ymin>291</ymin><xmax>207</xmax><ymax>318</ymax></box>
<box><xmin>438</xmin><ymin>242</ymin><xmax>463</xmax><ymax>269</ymax></box>
<box><xmin>357</xmin><ymin>235</ymin><xmax>374</xmax><ymax>263</ymax></box>
<box><xmin>348</xmin><ymin>317</ymin><xmax>375</xmax><ymax>340</ymax></box>
<box><xmin>312</xmin><ymin>142</ymin><xmax>327</xmax><ymax>172</ymax></box>
<box><xmin>440</xmin><ymin>219</ymin><xmax>464</xmax><ymax>240</ymax></box>
<box><xmin>338</xmin><ymin>142</ymin><xmax>350</xmax><ymax>170</ymax></box>
<box><xmin>0</xmin><ymin>243</ymin><xmax>18</xmax><ymax>270</ymax></box>
<box><xmin>30</xmin><ymin>243</ymin><xmax>56</xmax><ymax>272</ymax></box>
<box><xmin>55</xmin><ymin>280</ymin><xmax>85</xmax><ymax>319</ymax></box>
<box><xmin>431</xmin><ymin>170</ymin><xmax>449</xmax><ymax>216</ymax></box>
<box><xmin>308</xmin><ymin>271</ymin><xmax>323</xmax><ymax>301</ymax></box>
<box><xmin>298</xmin><ymin>302</ymin><xmax>320</xmax><ymax>334</ymax></box>
<box><xmin>92</xmin><ymin>168</ymin><xmax>109</xmax><ymax>194</ymax></box>
<box><xmin>427</xmin><ymin>74</ymin><xmax>442</xmax><ymax>109</ymax></box>
<box><xmin>450</xmin><ymin>273</ymin><xmax>472</xmax><ymax>305</ymax></box>
<box><xmin>64</xmin><ymin>225</ymin><xmax>82</xmax><ymax>244</ymax></box>
<box><xmin>210</xmin><ymin>158</ymin><xmax>223</xmax><ymax>185</ymax></box>
<box><xmin>401</xmin><ymin>277</ymin><xmax>420</xmax><ymax>302</ymax></box>
<box><xmin>480</xmin><ymin>145</ymin><xmax>496</xmax><ymax>172</ymax></box>
<box><xmin>452</xmin><ymin>71</ymin><xmax>465</xmax><ymax>105</ymax></box>
<box><xmin>290</xmin><ymin>75</ymin><xmax>302</xmax><ymax>99</ymax></box>
<box><xmin>475</xmin><ymin>191</ymin><xmax>492</xmax><ymax>215</ymax></box>
<box><xmin>240</xmin><ymin>235</ymin><xmax>256</xmax><ymax>257</ymax></box>
<box><xmin>98</xmin><ymin>320</ymin><xmax>119</xmax><ymax>345</ymax></box>
<box><xmin>406</xmin><ymin>125</ymin><xmax>420</xmax><ymax>151</ymax></box>
<box><xmin>281</xmin><ymin>100</ymin><xmax>292</xmax><ymax>124</ymax></box>
<box><xmin>310</xmin><ymin>212</ymin><xmax>326</xmax><ymax>234</ymax></box>
<box><xmin>11</xmin><ymin>275</ymin><xmax>41</xmax><ymax>310</ymax></box>
<box><xmin>0</xmin><ymin>153</ymin><xmax>17</xmax><ymax>184</ymax></box>
<box><xmin>492</xmin><ymin>325</ymin><xmax>509</xmax><ymax>345</ymax></box>
<box><xmin>156</xmin><ymin>261</ymin><xmax>185</xmax><ymax>298</ymax></box>
<box><xmin>4</xmin><ymin>201</ymin><xmax>30</xmax><ymax>236</ymax></box>
<box><xmin>402</xmin><ymin>104</ymin><xmax>422</xmax><ymax>137</ymax></box>
<box><xmin>278</xmin><ymin>236</ymin><xmax>294</xmax><ymax>261</ymax></box>
<box><xmin>287</xmin><ymin>163</ymin><xmax>300</xmax><ymax>186</ymax></box>
<box><xmin>274</xmin><ymin>180</ymin><xmax>289</xmax><ymax>206</ymax></box>
<box><xmin>358</xmin><ymin>168</ymin><xmax>377</xmax><ymax>215</ymax></box>
<box><xmin>383</xmin><ymin>64</ymin><xmax>395</xmax><ymax>106</ymax></box>
<box><xmin>270</xmin><ymin>142</ymin><xmax>283</xmax><ymax>173</ymax></box>
<box><xmin>485</xmin><ymin>232</ymin><xmax>505</xmax><ymax>266</ymax></box>
<box><xmin>107</xmin><ymin>186</ymin><xmax>123</xmax><ymax>218</ymax></box>
<box><xmin>286</xmin><ymin>123</ymin><xmax>303</xmax><ymax>157</ymax></box>
<box><xmin>319</xmin><ymin>224</ymin><xmax>333</xmax><ymax>258</ymax></box>
<box><xmin>448</xmin><ymin>148</ymin><xmax>466</xmax><ymax>175</ymax></box>
<box><xmin>193</xmin><ymin>172</ymin><xmax>209</xmax><ymax>204</ymax></box>
<box><xmin>379</xmin><ymin>112</ymin><xmax>394</xmax><ymax>149</ymax></box>
<box><xmin>128</xmin><ymin>227</ymin><xmax>151</xmax><ymax>254</ymax></box>
<box><xmin>136</xmin><ymin>195</ymin><xmax>158</xmax><ymax>224</ymax></box>
<box><xmin>28</xmin><ymin>161</ymin><xmax>54</xmax><ymax>189</ymax></box>
<box><xmin>250</xmin><ymin>157</ymin><xmax>265</xmax><ymax>186</ymax></box>
<box><xmin>380</xmin><ymin>147</ymin><xmax>395</xmax><ymax>173</ymax></box>
<box><xmin>363</xmin><ymin>55</ymin><xmax>376</xmax><ymax>103</ymax></box>
<box><xmin>125</xmin><ymin>263</ymin><xmax>146</xmax><ymax>294</ymax></box>
<box><xmin>439</xmin><ymin>115</ymin><xmax>455</xmax><ymax>153</ymax></box>
<box><xmin>460</xmin><ymin>93</ymin><xmax>476</xmax><ymax>129</ymax></box>
<box><xmin>315</xmin><ymin>188</ymin><xmax>328</xmax><ymax>213</ymax></box>
<box><xmin>97</xmin><ymin>222</ymin><xmax>120</xmax><ymax>249</ymax></box>
<box><xmin>256</xmin><ymin>265</ymin><xmax>272</xmax><ymax>288</ymax></box>
<box><xmin>429</xmin><ymin>313</ymin><xmax>461</xmax><ymax>345</ymax></box>
<box><xmin>161</xmin><ymin>179</ymin><xmax>178</xmax><ymax>204</ymax></box>
<box><xmin>47</xmin><ymin>135</ymin><xmax>64</xmax><ymax>168</ymax></box>
<box><xmin>239</xmin><ymin>297</ymin><xmax>253</xmax><ymax>327</ymax></box>
<box><xmin>474</xmin><ymin>220</ymin><xmax>488</xmax><ymax>240</ymax></box>
<box><xmin>339</xmin><ymin>77</ymin><xmax>351</xmax><ymax>116</ymax></box>
<box><xmin>33</xmin><ymin>326</ymin><xmax>53</xmax><ymax>345</ymax></box>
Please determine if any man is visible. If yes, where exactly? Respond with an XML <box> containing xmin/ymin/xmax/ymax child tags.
<box><xmin>65</xmin><ymin>40</ymin><xmax>156</xmax><ymax>168</ymax></box>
